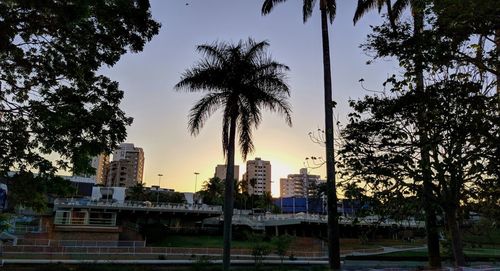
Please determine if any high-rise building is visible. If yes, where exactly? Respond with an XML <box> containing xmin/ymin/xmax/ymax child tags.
<box><xmin>242</xmin><ymin>157</ymin><xmax>271</xmax><ymax>196</ymax></box>
<box><xmin>214</xmin><ymin>164</ymin><xmax>240</xmax><ymax>181</ymax></box>
<box><xmin>91</xmin><ymin>154</ymin><xmax>109</xmax><ymax>185</ymax></box>
<box><xmin>70</xmin><ymin>154</ymin><xmax>108</xmax><ymax>185</ymax></box>
<box><xmin>280</xmin><ymin>168</ymin><xmax>324</xmax><ymax>198</ymax></box>
<box><xmin>106</xmin><ymin>143</ymin><xmax>144</xmax><ymax>187</ymax></box>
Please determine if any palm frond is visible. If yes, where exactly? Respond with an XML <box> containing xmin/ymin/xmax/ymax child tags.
<box><xmin>325</xmin><ymin>0</ymin><xmax>336</xmax><ymax>23</ymax></box>
<box><xmin>197</xmin><ymin>42</ymin><xmax>229</xmax><ymax>65</ymax></box>
<box><xmin>188</xmin><ymin>93</ymin><xmax>224</xmax><ymax>136</ymax></box>
<box><xmin>320</xmin><ymin>0</ymin><xmax>337</xmax><ymax>23</ymax></box>
<box><xmin>354</xmin><ymin>0</ymin><xmax>378</xmax><ymax>25</ymax></box>
<box><xmin>302</xmin><ymin>0</ymin><xmax>317</xmax><ymax>23</ymax></box>
<box><xmin>221</xmin><ymin>104</ymin><xmax>233</xmax><ymax>157</ymax></box>
<box><xmin>377</xmin><ymin>0</ymin><xmax>386</xmax><ymax>12</ymax></box>
<box><xmin>261</xmin><ymin>0</ymin><xmax>288</xmax><ymax>15</ymax></box>
<box><xmin>257</xmin><ymin>92</ymin><xmax>293</xmax><ymax>127</ymax></box>
<box><xmin>237</xmin><ymin>105</ymin><xmax>255</xmax><ymax>161</ymax></box>
<box><xmin>174</xmin><ymin>64</ymin><xmax>227</xmax><ymax>93</ymax></box>
<box><xmin>392</xmin><ymin>0</ymin><xmax>410</xmax><ymax>21</ymax></box>
<box><xmin>244</xmin><ymin>39</ymin><xmax>269</xmax><ymax>62</ymax></box>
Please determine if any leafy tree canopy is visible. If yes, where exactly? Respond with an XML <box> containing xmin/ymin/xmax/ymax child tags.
<box><xmin>0</xmin><ymin>0</ymin><xmax>160</xmax><ymax>176</ymax></box>
<box><xmin>4</xmin><ymin>171</ymin><xmax>75</xmax><ymax>212</ymax></box>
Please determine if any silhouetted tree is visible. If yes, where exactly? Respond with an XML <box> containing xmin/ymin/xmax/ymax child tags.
<box><xmin>199</xmin><ymin>177</ymin><xmax>224</xmax><ymax>206</ymax></box>
<box><xmin>339</xmin><ymin>77</ymin><xmax>498</xmax><ymax>266</ymax></box>
<box><xmin>261</xmin><ymin>0</ymin><xmax>340</xmax><ymax>267</ymax></box>
<box><xmin>0</xmin><ymin>0</ymin><xmax>160</xmax><ymax>176</ymax></box>
<box><xmin>353</xmin><ymin>0</ymin><xmax>443</xmax><ymax>266</ymax></box>
<box><xmin>175</xmin><ymin>39</ymin><xmax>292</xmax><ymax>271</ymax></box>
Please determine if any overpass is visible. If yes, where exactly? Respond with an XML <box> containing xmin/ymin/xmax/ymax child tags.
<box><xmin>53</xmin><ymin>198</ymin><xmax>424</xmax><ymax>230</ymax></box>
<box><xmin>204</xmin><ymin>213</ymin><xmax>425</xmax><ymax>230</ymax></box>
<box><xmin>53</xmin><ymin>198</ymin><xmax>223</xmax><ymax>216</ymax></box>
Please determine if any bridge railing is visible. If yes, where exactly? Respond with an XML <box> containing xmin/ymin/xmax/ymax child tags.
<box><xmin>53</xmin><ymin>198</ymin><xmax>223</xmax><ymax>213</ymax></box>
<box><xmin>1</xmin><ymin>244</ymin><xmax>437</xmax><ymax>258</ymax></box>
<box><xmin>235</xmin><ymin>213</ymin><xmax>425</xmax><ymax>228</ymax></box>
<box><xmin>0</xmin><ymin>245</ymin><xmax>329</xmax><ymax>258</ymax></box>
<box><xmin>14</xmin><ymin>239</ymin><xmax>146</xmax><ymax>248</ymax></box>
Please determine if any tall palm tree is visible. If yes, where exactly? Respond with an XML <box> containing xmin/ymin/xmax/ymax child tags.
<box><xmin>261</xmin><ymin>0</ymin><xmax>341</xmax><ymax>269</ymax></box>
<box><xmin>175</xmin><ymin>38</ymin><xmax>292</xmax><ymax>271</ymax></box>
<box><xmin>353</xmin><ymin>0</ymin><xmax>442</xmax><ymax>267</ymax></box>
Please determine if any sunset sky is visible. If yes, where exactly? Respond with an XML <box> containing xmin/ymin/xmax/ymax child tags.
<box><xmin>100</xmin><ymin>0</ymin><xmax>398</xmax><ymax>196</ymax></box>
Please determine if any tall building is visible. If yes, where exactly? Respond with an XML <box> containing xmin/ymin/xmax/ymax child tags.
<box><xmin>214</xmin><ymin>164</ymin><xmax>240</xmax><ymax>181</ymax></box>
<box><xmin>91</xmin><ymin>154</ymin><xmax>109</xmax><ymax>185</ymax></box>
<box><xmin>70</xmin><ymin>154</ymin><xmax>108</xmax><ymax>185</ymax></box>
<box><xmin>242</xmin><ymin>157</ymin><xmax>271</xmax><ymax>196</ymax></box>
<box><xmin>106</xmin><ymin>143</ymin><xmax>144</xmax><ymax>187</ymax></box>
<box><xmin>280</xmin><ymin>168</ymin><xmax>324</xmax><ymax>198</ymax></box>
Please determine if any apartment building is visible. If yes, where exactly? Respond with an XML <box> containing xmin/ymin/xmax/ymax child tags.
<box><xmin>214</xmin><ymin>164</ymin><xmax>240</xmax><ymax>181</ymax></box>
<box><xmin>106</xmin><ymin>143</ymin><xmax>144</xmax><ymax>187</ymax></box>
<box><xmin>242</xmin><ymin>157</ymin><xmax>271</xmax><ymax>196</ymax></box>
<box><xmin>280</xmin><ymin>168</ymin><xmax>324</xmax><ymax>197</ymax></box>
<box><xmin>91</xmin><ymin>154</ymin><xmax>109</xmax><ymax>185</ymax></box>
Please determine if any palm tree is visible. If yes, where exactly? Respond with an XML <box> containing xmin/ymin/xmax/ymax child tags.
<box><xmin>200</xmin><ymin>177</ymin><xmax>224</xmax><ymax>205</ymax></box>
<box><xmin>353</xmin><ymin>0</ymin><xmax>443</xmax><ymax>267</ymax></box>
<box><xmin>261</xmin><ymin>0</ymin><xmax>341</xmax><ymax>269</ymax></box>
<box><xmin>175</xmin><ymin>38</ymin><xmax>292</xmax><ymax>271</ymax></box>
<box><xmin>353</xmin><ymin>0</ymin><xmax>397</xmax><ymax>30</ymax></box>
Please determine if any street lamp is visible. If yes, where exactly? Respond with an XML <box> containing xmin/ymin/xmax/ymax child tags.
<box><xmin>157</xmin><ymin>173</ymin><xmax>163</xmax><ymax>205</ymax></box>
<box><xmin>194</xmin><ymin>172</ymin><xmax>199</xmax><ymax>204</ymax></box>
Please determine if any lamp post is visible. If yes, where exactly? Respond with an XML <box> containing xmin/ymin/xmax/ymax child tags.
<box><xmin>194</xmin><ymin>172</ymin><xmax>199</xmax><ymax>204</ymax></box>
<box><xmin>157</xmin><ymin>173</ymin><xmax>163</xmax><ymax>205</ymax></box>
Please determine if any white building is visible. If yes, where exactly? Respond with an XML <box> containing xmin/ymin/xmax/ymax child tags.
<box><xmin>242</xmin><ymin>157</ymin><xmax>271</xmax><ymax>196</ymax></box>
<box><xmin>280</xmin><ymin>168</ymin><xmax>324</xmax><ymax>198</ymax></box>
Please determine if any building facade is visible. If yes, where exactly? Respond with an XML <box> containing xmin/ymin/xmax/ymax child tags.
<box><xmin>280</xmin><ymin>168</ymin><xmax>324</xmax><ymax>198</ymax></box>
<box><xmin>91</xmin><ymin>154</ymin><xmax>109</xmax><ymax>185</ymax></box>
<box><xmin>242</xmin><ymin>157</ymin><xmax>271</xmax><ymax>196</ymax></box>
<box><xmin>106</xmin><ymin>143</ymin><xmax>144</xmax><ymax>187</ymax></box>
<box><xmin>214</xmin><ymin>164</ymin><xmax>240</xmax><ymax>181</ymax></box>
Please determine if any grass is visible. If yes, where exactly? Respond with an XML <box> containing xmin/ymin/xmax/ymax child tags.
<box><xmin>151</xmin><ymin>235</ymin><xmax>268</xmax><ymax>249</ymax></box>
<box><xmin>340</xmin><ymin>238</ymin><xmax>425</xmax><ymax>250</ymax></box>
<box><xmin>346</xmin><ymin>247</ymin><xmax>500</xmax><ymax>261</ymax></box>
<box><xmin>15</xmin><ymin>264</ymin><xmax>332</xmax><ymax>271</ymax></box>
<box><xmin>463</xmin><ymin>227</ymin><xmax>500</xmax><ymax>247</ymax></box>
<box><xmin>151</xmin><ymin>235</ymin><xmax>424</xmax><ymax>251</ymax></box>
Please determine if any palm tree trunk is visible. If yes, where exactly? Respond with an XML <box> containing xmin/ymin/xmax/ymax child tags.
<box><xmin>222</xmin><ymin>116</ymin><xmax>237</xmax><ymax>271</ymax></box>
<box><xmin>413</xmin><ymin>8</ymin><xmax>441</xmax><ymax>268</ymax></box>
<box><xmin>320</xmin><ymin>1</ymin><xmax>341</xmax><ymax>269</ymax></box>
<box><xmin>495</xmin><ymin>28</ymin><xmax>499</xmax><ymax>97</ymax></box>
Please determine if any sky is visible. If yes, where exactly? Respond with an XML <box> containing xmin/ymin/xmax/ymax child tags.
<box><xmin>100</xmin><ymin>0</ymin><xmax>398</xmax><ymax>196</ymax></box>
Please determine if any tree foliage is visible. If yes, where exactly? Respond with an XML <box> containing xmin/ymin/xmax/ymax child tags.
<box><xmin>0</xmin><ymin>0</ymin><xmax>160</xmax><ymax>176</ymax></box>
<box><xmin>340</xmin><ymin>76</ymin><xmax>498</xmax><ymax>265</ymax></box>
<box><xmin>271</xmin><ymin>234</ymin><xmax>293</xmax><ymax>265</ymax></box>
<box><xmin>347</xmin><ymin>1</ymin><xmax>499</xmax><ymax>265</ymax></box>
<box><xmin>198</xmin><ymin>177</ymin><xmax>225</xmax><ymax>206</ymax></box>
<box><xmin>5</xmin><ymin>171</ymin><xmax>75</xmax><ymax>212</ymax></box>
<box><xmin>126</xmin><ymin>183</ymin><xmax>186</xmax><ymax>204</ymax></box>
